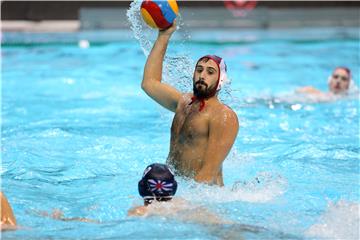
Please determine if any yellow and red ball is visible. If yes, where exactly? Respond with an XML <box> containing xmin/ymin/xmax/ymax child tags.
<box><xmin>140</xmin><ymin>0</ymin><xmax>179</xmax><ymax>30</ymax></box>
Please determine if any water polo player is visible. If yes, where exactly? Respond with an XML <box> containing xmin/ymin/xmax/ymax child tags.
<box><xmin>138</xmin><ymin>163</ymin><xmax>177</xmax><ymax>205</ymax></box>
<box><xmin>297</xmin><ymin>67</ymin><xmax>356</xmax><ymax>96</ymax></box>
<box><xmin>141</xmin><ymin>21</ymin><xmax>239</xmax><ymax>186</ymax></box>
<box><xmin>328</xmin><ymin>67</ymin><xmax>353</xmax><ymax>94</ymax></box>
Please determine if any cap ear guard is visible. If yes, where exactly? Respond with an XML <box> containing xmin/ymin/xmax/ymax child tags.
<box><xmin>138</xmin><ymin>178</ymin><xmax>150</xmax><ymax>198</ymax></box>
<box><xmin>217</xmin><ymin>59</ymin><xmax>228</xmax><ymax>91</ymax></box>
<box><xmin>142</xmin><ymin>166</ymin><xmax>152</xmax><ymax>178</ymax></box>
<box><xmin>170</xmin><ymin>179</ymin><xmax>178</xmax><ymax>196</ymax></box>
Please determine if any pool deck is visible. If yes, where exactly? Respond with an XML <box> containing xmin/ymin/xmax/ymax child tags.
<box><xmin>1</xmin><ymin>7</ymin><xmax>359</xmax><ymax>32</ymax></box>
<box><xmin>1</xmin><ymin>20</ymin><xmax>80</xmax><ymax>32</ymax></box>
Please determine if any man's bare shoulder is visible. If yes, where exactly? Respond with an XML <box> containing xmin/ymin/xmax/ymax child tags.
<box><xmin>211</xmin><ymin>103</ymin><xmax>239</xmax><ymax>125</ymax></box>
<box><xmin>223</xmin><ymin>104</ymin><xmax>238</xmax><ymax>117</ymax></box>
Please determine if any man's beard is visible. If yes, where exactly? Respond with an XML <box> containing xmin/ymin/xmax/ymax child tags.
<box><xmin>193</xmin><ymin>80</ymin><xmax>216</xmax><ymax>99</ymax></box>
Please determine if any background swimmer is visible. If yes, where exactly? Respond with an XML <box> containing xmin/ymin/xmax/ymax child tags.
<box><xmin>296</xmin><ymin>67</ymin><xmax>353</xmax><ymax>96</ymax></box>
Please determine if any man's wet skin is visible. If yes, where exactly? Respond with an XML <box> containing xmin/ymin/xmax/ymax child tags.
<box><xmin>141</xmin><ymin>22</ymin><xmax>238</xmax><ymax>185</ymax></box>
<box><xmin>167</xmin><ymin>59</ymin><xmax>231</xmax><ymax>186</ymax></box>
<box><xmin>168</xmin><ymin>93</ymin><xmax>224</xmax><ymax>184</ymax></box>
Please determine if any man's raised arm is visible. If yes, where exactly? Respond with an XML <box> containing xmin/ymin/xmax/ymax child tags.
<box><xmin>141</xmin><ymin>22</ymin><xmax>182</xmax><ymax>113</ymax></box>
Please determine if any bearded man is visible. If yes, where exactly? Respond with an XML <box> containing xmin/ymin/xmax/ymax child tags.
<box><xmin>141</xmin><ymin>22</ymin><xmax>239</xmax><ymax>186</ymax></box>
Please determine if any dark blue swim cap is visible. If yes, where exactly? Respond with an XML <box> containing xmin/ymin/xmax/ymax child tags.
<box><xmin>138</xmin><ymin>163</ymin><xmax>177</xmax><ymax>203</ymax></box>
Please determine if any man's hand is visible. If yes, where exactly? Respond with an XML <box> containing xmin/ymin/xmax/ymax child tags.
<box><xmin>158</xmin><ymin>20</ymin><xmax>177</xmax><ymax>38</ymax></box>
<box><xmin>128</xmin><ymin>206</ymin><xmax>148</xmax><ymax>217</ymax></box>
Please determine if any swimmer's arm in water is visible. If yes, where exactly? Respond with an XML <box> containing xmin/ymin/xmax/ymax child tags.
<box><xmin>38</xmin><ymin>209</ymin><xmax>100</xmax><ymax>223</ymax></box>
<box><xmin>296</xmin><ymin>86</ymin><xmax>323</xmax><ymax>94</ymax></box>
<box><xmin>127</xmin><ymin>198</ymin><xmax>187</xmax><ymax>217</ymax></box>
<box><xmin>127</xmin><ymin>205</ymin><xmax>148</xmax><ymax>217</ymax></box>
<box><xmin>141</xmin><ymin>21</ymin><xmax>181</xmax><ymax>113</ymax></box>
<box><xmin>194</xmin><ymin>109</ymin><xmax>239</xmax><ymax>185</ymax></box>
<box><xmin>127</xmin><ymin>199</ymin><xmax>233</xmax><ymax>225</ymax></box>
<box><xmin>1</xmin><ymin>192</ymin><xmax>17</xmax><ymax>230</ymax></box>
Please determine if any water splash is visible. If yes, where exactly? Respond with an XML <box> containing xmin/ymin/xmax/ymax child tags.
<box><xmin>180</xmin><ymin>171</ymin><xmax>287</xmax><ymax>204</ymax></box>
<box><xmin>306</xmin><ymin>200</ymin><xmax>360</xmax><ymax>240</ymax></box>
<box><xmin>126</xmin><ymin>0</ymin><xmax>193</xmax><ymax>93</ymax></box>
<box><xmin>126</xmin><ymin>0</ymin><xmax>233</xmax><ymax>103</ymax></box>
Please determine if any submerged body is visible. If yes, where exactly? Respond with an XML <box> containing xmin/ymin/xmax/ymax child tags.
<box><xmin>128</xmin><ymin>198</ymin><xmax>232</xmax><ymax>225</ymax></box>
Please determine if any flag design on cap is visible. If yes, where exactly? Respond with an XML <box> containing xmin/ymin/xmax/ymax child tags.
<box><xmin>148</xmin><ymin>179</ymin><xmax>174</xmax><ymax>193</ymax></box>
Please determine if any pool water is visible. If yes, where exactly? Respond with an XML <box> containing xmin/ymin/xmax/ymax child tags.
<box><xmin>2</xmin><ymin>5</ymin><xmax>360</xmax><ymax>240</ymax></box>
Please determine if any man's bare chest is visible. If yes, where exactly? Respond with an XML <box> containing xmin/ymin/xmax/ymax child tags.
<box><xmin>171</xmin><ymin>108</ymin><xmax>209</xmax><ymax>143</ymax></box>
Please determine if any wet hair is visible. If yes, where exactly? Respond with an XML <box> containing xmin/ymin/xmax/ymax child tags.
<box><xmin>196</xmin><ymin>55</ymin><xmax>223</xmax><ymax>68</ymax></box>
<box><xmin>138</xmin><ymin>163</ymin><xmax>177</xmax><ymax>205</ymax></box>
<box><xmin>334</xmin><ymin>67</ymin><xmax>351</xmax><ymax>78</ymax></box>
<box><xmin>197</xmin><ymin>56</ymin><xmax>211</xmax><ymax>64</ymax></box>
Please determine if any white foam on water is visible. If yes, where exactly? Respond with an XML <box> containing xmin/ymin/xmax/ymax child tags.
<box><xmin>274</xmin><ymin>88</ymin><xmax>360</xmax><ymax>104</ymax></box>
<box><xmin>305</xmin><ymin>200</ymin><xmax>360</xmax><ymax>240</ymax></box>
<box><xmin>225</xmin><ymin>147</ymin><xmax>257</xmax><ymax>166</ymax></box>
<box><xmin>39</xmin><ymin>128</ymin><xmax>72</xmax><ymax>138</ymax></box>
<box><xmin>180</xmin><ymin>171</ymin><xmax>287</xmax><ymax>204</ymax></box>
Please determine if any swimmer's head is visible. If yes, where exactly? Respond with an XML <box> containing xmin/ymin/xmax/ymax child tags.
<box><xmin>138</xmin><ymin>163</ymin><xmax>177</xmax><ymax>205</ymax></box>
<box><xmin>193</xmin><ymin>55</ymin><xmax>227</xmax><ymax>99</ymax></box>
<box><xmin>328</xmin><ymin>67</ymin><xmax>351</xmax><ymax>94</ymax></box>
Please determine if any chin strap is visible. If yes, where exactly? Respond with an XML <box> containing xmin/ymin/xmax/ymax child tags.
<box><xmin>189</xmin><ymin>96</ymin><xmax>206</xmax><ymax>112</ymax></box>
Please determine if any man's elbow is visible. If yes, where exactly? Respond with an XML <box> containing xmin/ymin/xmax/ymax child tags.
<box><xmin>141</xmin><ymin>81</ymin><xmax>152</xmax><ymax>94</ymax></box>
<box><xmin>141</xmin><ymin>80</ymin><xmax>160</xmax><ymax>96</ymax></box>
<box><xmin>141</xmin><ymin>81</ymin><xmax>147</xmax><ymax>91</ymax></box>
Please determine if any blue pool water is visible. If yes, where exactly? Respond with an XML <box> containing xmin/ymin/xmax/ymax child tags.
<box><xmin>2</xmin><ymin>7</ymin><xmax>360</xmax><ymax>240</ymax></box>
